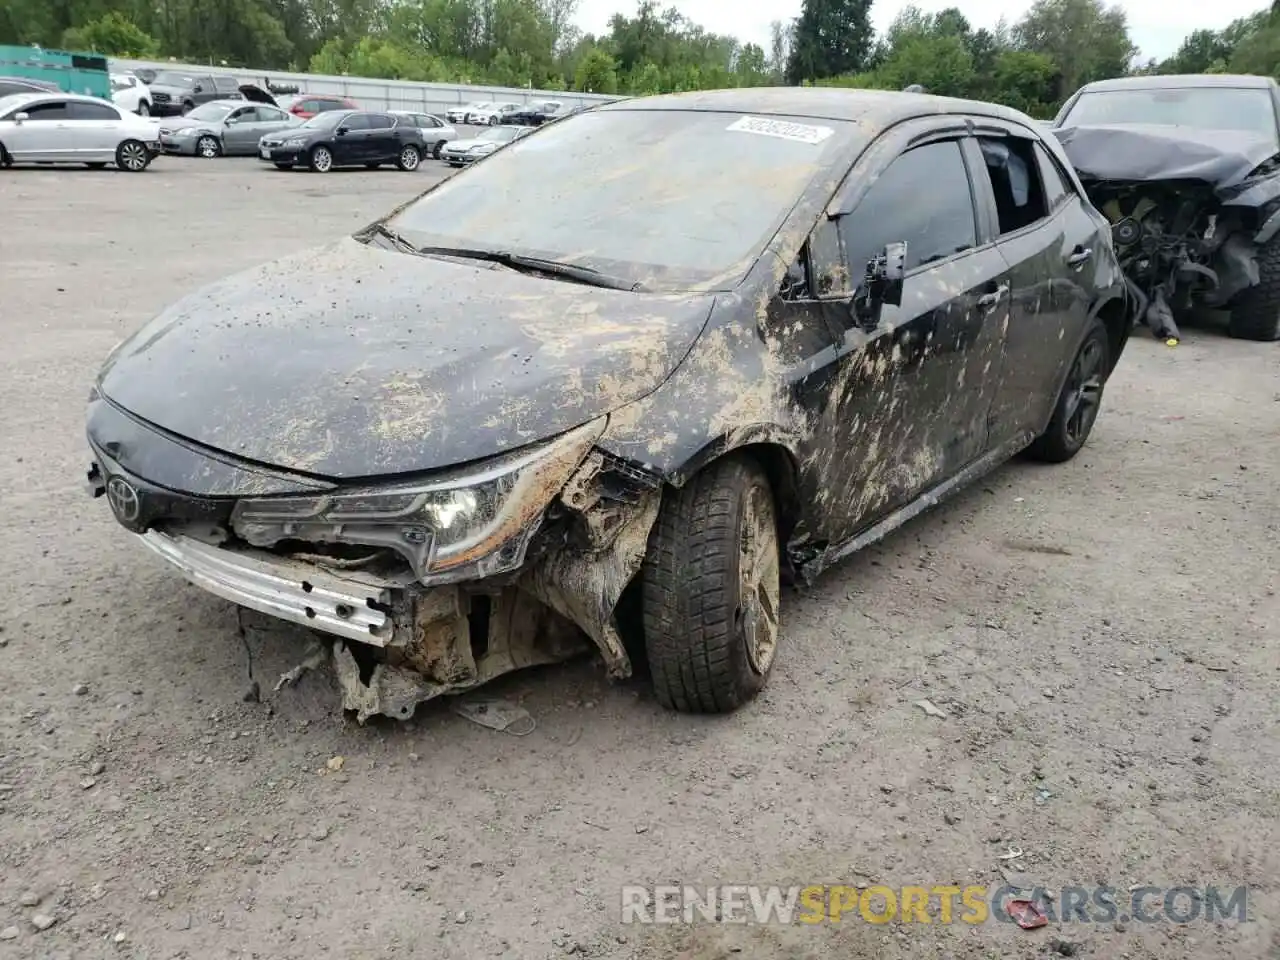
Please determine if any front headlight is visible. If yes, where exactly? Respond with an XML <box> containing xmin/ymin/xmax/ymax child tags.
<box><xmin>175</xmin><ymin>127</ymin><xmax>197</xmax><ymax>138</ymax></box>
<box><xmin>283</xmin><ymin>137</ymin><xmax>307</xmax><ymax>147</ymax></box>
<box><xmin>231</xmin><ymin>418</ymin><xmax>605</xmax><ymax>584</ymax></box>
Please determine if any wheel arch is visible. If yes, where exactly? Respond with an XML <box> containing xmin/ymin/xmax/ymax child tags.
<box><xmin>661</xmin><ymin>431</ymin><xmax>803</xmax><ymax>554</ymax></box>
<box><xmin>1090</xmin><ymin>291</ymin><xmax>1130</xmax><ymax>376</ymax></box>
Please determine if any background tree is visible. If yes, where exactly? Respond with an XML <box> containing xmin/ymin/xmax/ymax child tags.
<box><xmin>785</xmin><ymin>0</ymin><xmax>874</xmax><ymax>83</ymax></box>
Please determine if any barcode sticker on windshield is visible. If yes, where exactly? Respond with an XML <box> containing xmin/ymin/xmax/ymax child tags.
<box><xmin>726</xmin><ymin>116</ymin><xmax>834</xmax><ymax>145</ymax></box>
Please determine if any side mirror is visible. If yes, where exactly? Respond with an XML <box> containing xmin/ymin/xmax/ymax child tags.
<box><xmin>853</xmin><ymin>241</ymin><xmax>908</xmax><ymax>328</ymax></box>
<box><xmin>336</xmin><ymin>125</ymin><xmax>349</xmax><ymax>135</ymax></box>
<box><xmin>193</xmin><ymin>84</ymin><xmax>204</xmax><ymax>93</ymax></box>
<box><xmin>13</xmin><ymin>111</ymin><xmax>28</xmax><ymax>123</ymax></box>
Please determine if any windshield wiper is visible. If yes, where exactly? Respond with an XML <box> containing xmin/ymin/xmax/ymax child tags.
<box><xmin>415</xmin><ymin>245</ymin><xmax>642</xmax><ymax>292</ymax></box>
<box><xmin>358</xmin><ymin>222</ymin><xmax>420</xmax><ymax>255</ymax></box>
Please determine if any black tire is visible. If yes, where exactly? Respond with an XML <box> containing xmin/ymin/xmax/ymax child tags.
<box><xmin>642</xmin><ymin>455</ymin><xmax>781</xmax><ymax>714</ymax></box>
<box><xmin>1227</xmin><ymin>238</ymin><xmax>1280</xmax><ymax>341</ymax></box>
<box><xmin>1026</xmin><ymin>318</ymin><xmax>1110</xmax><ymax>463</ymax></box>
<box><xmin>115</xmin><ymin>139</ymin><xmax>151</xmax><ymax>172</ymax></box>
<box><xmin>396</xmin><ymin>144</ymin><xmax>421</xmax><ymax>171</ymax></box>
<box><xmin>195</xmin><ymin>135</ymin><xmax>221</xmax><ymax>159</ymax></box>
<box><xmin>180</xmin><ymin>100</ymin><xmax>194</xmax><ymax>115</ymax></box>
<box><xmin>273</xmin><ymin>162</ymin><xmax>293</xmax><ymax>170</ymax></box>
<box><xmin>0</xmin><ymin>143</ymin><xmax>11</xmax><ymax>167</ymax></box>
<box><xmin>432</xmin><ymin>140</ymin><xmax>446</xmax><ymax>160</ymax></box>
<box><xmin>137</xmin><ymin>101</ymin><xmax>150</xmax><ymax>117</ymax></box>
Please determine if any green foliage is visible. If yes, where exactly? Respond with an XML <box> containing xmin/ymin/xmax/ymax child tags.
<box><xmin>63</xmin><ymin>11</ymin><xmax>159</xmax><ymax>57</ymax></box>
<box><xmin>4</xmin><ymin>0</ymin><xmax>1280</xmax><ymax>116</ymax></box>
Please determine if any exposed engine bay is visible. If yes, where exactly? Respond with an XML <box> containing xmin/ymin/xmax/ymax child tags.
<box><xmin>1055</xmin><ymin>123</ymin><xmax>1280</xmax><ymax>342</ymax></box>
<box><xmin>1085</xmin><ymin>180</ymin><xmax>1262</xmax><ymax>341</ymax></box>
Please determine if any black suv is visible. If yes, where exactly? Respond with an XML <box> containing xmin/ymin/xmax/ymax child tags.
<box><xmin>258</xmin><ymin>110</ymin><xmax>431</xmax><ymax>172</ymax></box>
<box><xmin>148</xmin><ymin>72</ymin><xmax>242</xmax><ymax>116</ymax></box>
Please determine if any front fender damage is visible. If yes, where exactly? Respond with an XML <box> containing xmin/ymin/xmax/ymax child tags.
<box><xmin>327</xmin><ymin>448</ymin><xmax>662</xmax><ymax>722</ymax></box>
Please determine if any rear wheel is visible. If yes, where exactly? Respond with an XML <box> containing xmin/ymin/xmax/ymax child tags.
<box><xmin>115</xmin><ymin>139</ymin><xmax>151</xmax><ymax>172</ymax></box>
<box><xmin>0</xmin><ymin>143</ymin><xmax>11</xmax><ymax>167</ymax></box>
<box><xmin>1026</xmin><ymin>318</ymin><xmax>1109</xmax><ymax>463</ymax></box>
<box><xmin>1227</xmin><ymin>237</ymin><xmax>1280</xmax><ymax>341</ymax></box>
<box><xmin>396</xmin><ymin>145</ymin><xmax>421</xmax><ymax>171</ymax></box>
<box><xmin>432</xmin><ymin>140</ymin><xmax>446</xmax><ymax>160</ymax></box>
<box><xmin>196</xmin><ymin>135</ymin><xmax>221</xmax><ymax>159</ymax></box>
<box><xmin>308</xmin><ymin>145</ymin><xmax>333</xmax><ymax>173</ymax></box>
<box><xmin>137</xmin><ymin>101</ymin><xmax>150</xmax><ymax>117</ymax></box>
<box><xmin>642</xmin><ymin>455</ymin><xmax>781</xmax><ymax>714</ymax></box>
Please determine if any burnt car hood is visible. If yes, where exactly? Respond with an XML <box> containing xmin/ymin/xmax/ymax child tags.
<box><xmin>96</xmin><ymin>237</ymin><xmax>712</xmax><ymax>480</ymax></box>
<box><xmin>1054</xmin><ymin>123</ymin><xmax>1280</xmax><ymax>189</ymax></box>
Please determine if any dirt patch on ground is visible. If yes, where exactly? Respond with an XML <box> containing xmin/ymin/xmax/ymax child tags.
<box><xmin>0</xmin><ymin>162</ymin><xmax>1276</xmax><ymax>959</ymax></box>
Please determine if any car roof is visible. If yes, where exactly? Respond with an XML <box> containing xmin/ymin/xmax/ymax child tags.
<box><xmin>596</xmin><ymin>86</ymin><xmax>1040</xmax><ymax>129</ymax></box>
<box><xmin>0</xmin><ymin>91</ymin><xmax>116</xmax><ymax>106</ymax></box>
<box><xmin>1076</xmin><ymin>74</ymin><xmax>1276</xmax><ymax>93</ymax></box>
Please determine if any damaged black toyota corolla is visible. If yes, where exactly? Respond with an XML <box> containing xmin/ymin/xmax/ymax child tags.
<box><xmin>1053</xmin><ymin>73</ymin><xmax>1280</xmax><ymax>343</ymax></box>
<box><xmin>86</xmin><ymin>88</ymin><xmax>1131</xmax><ymax>721</ymax></box>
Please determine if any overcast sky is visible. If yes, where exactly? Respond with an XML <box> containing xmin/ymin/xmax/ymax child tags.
<box><xmin>572</xmin><ymin>0</ymin><xmax>1267</xmax><ymax>63</ymax></box>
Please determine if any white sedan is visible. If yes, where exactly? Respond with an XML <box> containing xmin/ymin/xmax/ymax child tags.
<box><xmin>0</xmin><ymin>92</ymin><xmax>161</xmax><ymax>171</ymax></box>
<box><xmin>110</xmin><ymin>73</ymin><xmax>153</xmax><ymax>116</ymax></box>
<box><xmin>446</xmin><ymin>101</ymin><xmax>489</xmax><ymax>124</ymax></box>
<box><xmin>466</xmin><ymin>101</ymin><xmax>520</xmax><ymax>125</ymax></box>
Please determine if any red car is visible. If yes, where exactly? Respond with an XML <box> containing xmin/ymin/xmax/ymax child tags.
<box><xmin>280</xmin><ymin>93</ymin><xmax>358</xmax><ymax>120</ymax></box>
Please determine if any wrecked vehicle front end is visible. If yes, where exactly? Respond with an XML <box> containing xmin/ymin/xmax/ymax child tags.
<box><xmin>1054</xmin><ymin>124</ymin><xmax>1280</xmax><ymax>342</ymax></box>
<box><xmin>87</xmin><ymin>409</ymin><xmax>665</xmax><ymax>723</ymax></box>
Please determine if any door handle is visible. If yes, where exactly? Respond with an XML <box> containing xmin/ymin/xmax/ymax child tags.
<box><xmin>976</xmin><ymin>282</ymin><xmax>1009</xmax><ymax>311</ymax></box>
<box><xmin>1067</xmin><ymin>246</ymin><xmax>1092</xmax><ymax>268</ymax></box>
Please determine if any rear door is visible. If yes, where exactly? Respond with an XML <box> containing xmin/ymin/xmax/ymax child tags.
<box><xmin>365</xmin><ymin>113</ymin><xmax>397</xmax><ymax>160</ymax></box>
<box><xmin>968</xmin><ymin>123</ymin><xmax>1097</xmax><ymax>443</ymax></box>
<box><xmin>63</xmin><ymin>99</ymin><xmax>122</xmax><ymax>159</ymax></box>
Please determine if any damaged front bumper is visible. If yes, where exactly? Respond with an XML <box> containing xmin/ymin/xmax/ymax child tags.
<box><xmin>89</xmin><ymin>419</ymin><xmax>664</xmax><ymax>722</ymax></box>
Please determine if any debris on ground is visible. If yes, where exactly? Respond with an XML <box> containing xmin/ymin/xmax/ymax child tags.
<box><xmin>997</xmin><ymin>846</ymin><xmax>1025</xmax><ymax>860</ymax></box>
<box><xmin>326</xmin><ymin>756</ymin><xmax>345</xmax><ymax>772</ymax></box>
<box><xmin>0</xmin><ymin>926</ymin><xmax>17</xmax><ymax>940</ymax></box>
<box><xmin>451</xmin><ymin>697</ymin><xmax>536</xmax><ymax>736</ymax></box>
<box><xmin>30</xmin><ymin>914</ymin><xmax>56</xmax><ymax>932</ymax></box>
<box><xmin>913</xmin><ymin>698</ymin><xmax>947</xmax><ymax>718</ymax></box>
<box><xmin>274</xmin><ymin>642</ymin><xmax>329</xmax><ymax>692</ymax></box>
<box><xmin>1006</xmin><ymin>899</ymin><xmax>1048</xmax><ymax>929</ymax></box>
<box><xmin>18</xmin><ymin>891</ymin><xmax>39</xmax><ymax>907</ymax></box>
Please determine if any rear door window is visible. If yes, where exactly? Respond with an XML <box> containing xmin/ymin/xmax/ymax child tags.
<box><xmin>366</xmin><ymin>113</ymin><xmax>394</xmax><ymax>130</ymax></box>
<box><xmin>341</xmin><ymin>113</ymin><xmax>371</xmax><ymax>131</ymax></box>
<box><xmin>975</xmin><ymin>136</ymin><xmax>1050</xmax><ymax>236</ymax></box>
<box><xmin>67</xmin><ymin>101</ymin><xmax>120</xmax><ymax>121</ymax></box>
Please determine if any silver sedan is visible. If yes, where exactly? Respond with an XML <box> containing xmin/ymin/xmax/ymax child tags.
<box><xmin>159</xmin><ymin>100</ymin><xmax>301</xmax><ymax>157</ymax></box>
<box><xmin>0</xmin><ymin>92</ymin><xmax>160</xmax><ymax>171</ymax></box>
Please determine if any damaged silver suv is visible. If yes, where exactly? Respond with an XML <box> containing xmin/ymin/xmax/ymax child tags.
<box><xmin>86</xmin><ymin>88</ymin><xmax>1130</xmax><ymax>721</ymax></box>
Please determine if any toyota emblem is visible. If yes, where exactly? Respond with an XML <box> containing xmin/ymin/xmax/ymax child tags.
<box><xmin>106</xmin><ymin>476</ymin><xmax>141</xmax><ymax>524</ymax></box>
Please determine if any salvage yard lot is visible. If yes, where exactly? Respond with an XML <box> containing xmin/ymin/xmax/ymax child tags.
<box><xmin>1</xmin><ymin>159</ymin><xmax>1277</xmax><ymax>959</ymax></box>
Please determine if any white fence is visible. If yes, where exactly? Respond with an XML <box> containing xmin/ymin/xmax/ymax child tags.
<box><xmin>108</xmin><ymin>56</ymin><xmax>623</xmax><ymax>117</ymax></box>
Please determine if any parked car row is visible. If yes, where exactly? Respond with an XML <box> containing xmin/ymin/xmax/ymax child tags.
<box><xmin>260</xmin><ymin>109</ymin><xmax>488</xmax><ymax>172</ymax></box>
<box><xmin>444</xmin><ymin>98</ymin><xmax>580</xmax><ymax>126</ymax></box>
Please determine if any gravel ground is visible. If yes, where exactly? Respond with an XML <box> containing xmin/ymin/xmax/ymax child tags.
<box><xmin>0</xmin><ymin>157</ymin><xmax>1277</xmax><ymax>960</ymax></box>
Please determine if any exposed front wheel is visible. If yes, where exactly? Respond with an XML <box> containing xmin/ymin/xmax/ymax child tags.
<box><xmin>308</xmin><ymin>145</ymin><xmax>333</xmax><ymax>172</ymax></box>
<box><xmin>196</xmin><ymin>135</ymin><xmax>221</xmax><ymax>159</ymax></box>
<box><xmin>1227</xmin><ymin>237</ymin><xmax>1280</xmax><ymax>341</ymax></box>
<box><xmin>397</xmin><ymin>145</ymin><xmax>421</xmax><ymax>171</ymax></box>
<box><xmin>642</xmin><ymin>455</ymin><xmax>781</xmax><ymax>714</ymax></box>
<box><xmin>1026</xmin><ymin>318</ymin><xmax>1109</xmax><ymax>463</ymax></box>
<box><xmin>432</xmin><ymin>140</ymin><xmax>446</xmax><ymax>160</ymax></box>
<box><xmin>115</xmin><ymin>139</ymin><xmax>151</xmax><ymax>172</ymax></box>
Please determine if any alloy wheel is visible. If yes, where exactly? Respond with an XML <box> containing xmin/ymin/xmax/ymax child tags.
<box><xmin>739</xmin><ymin>482</ymin><xmax>781</xmax><ymax>676</ymax></box>
<box><xmin>118</xmin><ymin>141</ymin><xmax>148</xmax><ymax>172</ymax></box>
<box><xmin>400</xmin><ymin>146</ymin><xmax>419</xmax><ymax>170</ymax></box>
<box><xmin>197</xmin><ymin>136</ymin><xmax>219</xmax><ymax>158</ymax></box>
<box><xmin>1063</xmin><ymin>336</ymin><xmax>1105</xmax><ymax>446</ymax></box>
<box><xmin>311</xmin><ymin>146</ymin><xmax>332</xmax><ymax>172</ymax></box>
